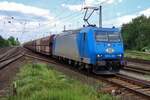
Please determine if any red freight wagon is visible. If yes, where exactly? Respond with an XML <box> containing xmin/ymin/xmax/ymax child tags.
<box><xmin>35</xmin><ymin>35</ymin><xmax>55</xmax><ymax>55</ymax></box>
<box><xmin>23</xmin><ymin>40</ymin><xmax>36</xmax><ymax>51</ymax></box>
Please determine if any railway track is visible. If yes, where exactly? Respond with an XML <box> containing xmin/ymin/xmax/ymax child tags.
<box><xmin>125</xmin><ymin>57</ymin><xmax>150</xmax><ymax>65</ymax></box>
<box><xmin>122</xmin><ymin>66</ymin><xmax>150</xmax><ymax>75</ymax></box>
<box><xmin>92</xmin><ymin>73</ymin><xmax>150</xmax><ymax>99</ymax></box>
<box><xmin>23</xmin><ymin>50</ymin><xmax>150</xmax><ymax>100</ymax></box>
<box><xmin>108</xmin><ymin>74</ymin><xmax>150</xmax><ymax>98</ymax></box>
<box><xmin>0</xmin><ymin>47</ymin><xmax>17</xmax><ymax>60</ymax></box>
<box><xmin>0</xmin><ymin>47</ymin><xmax>24</xmax><ymax>70</ymax></box>
<box><xmin>2</xmin><ymin>47</ymin><xmax>150</xmax><ymax>99</ymax></box>
<box><xmin>120</xmin><ymin>61</ymin><xmax>150</xmax><ymax>83</ymax></box>
<box><xmin>0</xmin><ymin>47</ymin><xmax>14</xmax><ymax>55</ymax></box>
<box><xmin>0</xmin><ymin>47</ymin><xmax>25</xmax><ymax>96</ymax></box>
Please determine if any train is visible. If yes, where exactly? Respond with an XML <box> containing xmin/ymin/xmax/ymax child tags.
<box><xmin>24</xmin><ymin>25</ymin><xmax>125</xmax><ymax>74</ymax></box>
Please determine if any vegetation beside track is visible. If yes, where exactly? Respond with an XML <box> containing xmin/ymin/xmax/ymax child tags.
<box><xmin>8</xmin><ymin>63</ymin><xmax>115</xmax><ymax>100</ymax></box>
<box><xmin>125</xmin><ymin>50</ymin><xmax>150</xmax><ymax>60</ymax></box>
<box><xmin>0</xmin><ymin>35</ymin><xmax>20</xmax><ymax>47</ymax></box>
<box><xmin>122</xmin><ymin>15</ymin><xmax>150</xmax><ymax>52</ymax></box>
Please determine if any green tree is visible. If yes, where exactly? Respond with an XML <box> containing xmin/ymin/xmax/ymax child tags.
<box><xmin>0</xmin><ymin>35</ymin><xmax>20</xmax><ymax>47</ymax></box>
<box><xmin>8</xmin><ymin>36</ymin><xmax>16</xmax><ymax>46</ymax></box>
<box><xmin>0</xmin><ymin>36</ymin><xmax>9</xmax><ymax>47</ymax></box>
<box><xmin>121</xmin><ymin>15</ymin><xmax>150</xmax><ymax>51</ymax></box>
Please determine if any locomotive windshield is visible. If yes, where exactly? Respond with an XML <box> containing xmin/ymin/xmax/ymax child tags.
<box><xmin>108</xmin><ymin>32</ymin><xmax>121</xmax><ymax>42</ymax></box>
<box><xmin>95</xmin><ymin>32</ymin><xmax>122</xmax><ymax>42</ymax></box>
<box><xmin>95</xmin><ymin>32</ymin><xmax>108</xmax><ymax>41</ymax></box>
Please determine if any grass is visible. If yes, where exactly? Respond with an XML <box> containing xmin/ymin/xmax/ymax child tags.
<box><xmin>7</xmin><ymin>63</ymin><xmax>115</xmax><ymax>100</ymax></box>
<box><xmin>125</xmin><ymin>50</ymin><xmax>150</xmax><ymax>60</ymax></box>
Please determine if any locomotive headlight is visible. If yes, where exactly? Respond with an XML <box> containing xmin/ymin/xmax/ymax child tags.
<box><xmin>118</xmin><ymin>54</ymin><xmax>122</xmax><ymax>57</ymax></box>
<box><xmin>97</xmin><ymin>54</ymin><xmax>102</xmax><ymax>58</ymax></box>
<box><xmin>107</xmin><ymin>43</ymin><xmax>111</xmax><ymax>47</ymax></box>
<box><xmin>106</xmin><ymin>48</ymin><xmax>114</xmax><ymax>54</ymax></box>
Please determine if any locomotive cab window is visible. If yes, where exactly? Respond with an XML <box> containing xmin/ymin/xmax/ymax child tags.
<box><xmin>108</xmin><ymin>32</ymin><xmax>122</xmax><ymax>42</ymax></box>
<box><xmin>95</xmin><ymin>32</ymin><xmax>108</xmax><ymax>42</ymax></box>
<box><xmin>95</xmin><ymin>32</ymin><xmax>122</xmax><ymax>42</ymax></box>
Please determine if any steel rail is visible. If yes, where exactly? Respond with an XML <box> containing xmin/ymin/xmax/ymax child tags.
<box><xmin>123</xmin><ymin>67</ymin><xmax>150</xmax><ymax>75</ymax></box>
<box><xmin>0</xmin><ymin>54</ymin><xmax>24</xmax><ymax>70</ymax></box>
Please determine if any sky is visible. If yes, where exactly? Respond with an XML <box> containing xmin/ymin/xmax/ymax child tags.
<box><xmin>0</xmin><ymin>0</ymin><xmax>150</xmax><ymax>43</ymax></box>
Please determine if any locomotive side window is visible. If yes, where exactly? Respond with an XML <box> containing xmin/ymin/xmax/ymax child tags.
<box><xmin>95</xmin><ymin>32</ymin><xmax>108</xmax><ymax>42</ymax></box>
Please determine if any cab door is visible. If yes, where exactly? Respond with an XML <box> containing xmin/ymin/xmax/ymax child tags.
<box><xmin>79</xmin><ymin>32</ymin><xmax>87</xmax><ymax>59</ymax></box>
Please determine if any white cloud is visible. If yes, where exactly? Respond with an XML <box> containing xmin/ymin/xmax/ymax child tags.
<box><xmin>61</xmin><ymin>4</ymin><xmax>82</xmax><ymax>12</ymax></box>
<box><xmin>0</xmin><ymin>1</ymin><xmax>64</xmax><ymax>43</ymax></box>
<box><xmin>106</xmin><ymin>0</ymin><xmax>115</xmax><ymax>4</ymax></box>
<box><xmin>103</xmin><ymin>14</ymin><xmax>136</xmax><ymax>27</ymax></box>
<box><xmin>103</xmin><ymin>7</ymin><xmax>150</xmax><ymax>27</ymax></box>
<box><xmin>118</xmin><ymin>0</ymin><xmax>123</xmax><ymax>3</ymax></box>
<box><xmin>84</xmin><ymin>0</ymin><xmax>115</xmax><ymax>6</ymax></box>
<box><xmin>116</xmin><ymin>12</ymin><xmax>121</xmax><ymax>16</ymax></box>
<box><xmin>62</xmin><ymin>0</ymin><xmax>123</xmax><ymax>12</ymax></box>
<box><xmin>0</xmin><ymin>1</ymin><xmax>54</xmax><ymax>20</ymax></box>
<box><xmin>139</xmin><ymin>8</ymin><xmax>150</xmax><ymax>17</ymax></box>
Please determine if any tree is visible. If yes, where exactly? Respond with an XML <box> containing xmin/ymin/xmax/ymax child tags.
<box><xmin>8</xmin><ymin>36</ymin><xmax>16</xmax><ymax>46</ymax></box>
<box><xmin>0</xmin><ymin>36</ymin><xmax>9</xmax><ymax>47</ymax></box>
<box><xmin>0</xmin><ymin>35</ymin><xmax>20</xmax><ymax>47</ymax></box>
<box><xmin>121</xmin><ymin>15</ymin><xmax>150</xmax><ymax>51</ymax></box>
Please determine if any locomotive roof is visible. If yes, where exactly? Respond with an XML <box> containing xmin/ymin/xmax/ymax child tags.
<box><xmin>57</xmin><ymin>26</ymin><xmax>119</xmax><ymax>37</ymax></box>
<box><xmin>57</xmin><ymin>28</ymin><xmax>82</xmax><ymax>36</ymax></box>
<box><xmin>95</xmin><ymin>27</ymin><xmax>120</xmax><ymax>32</ymax></box>
<box><xmin>82</xmin><ymin>26</ymin><xmax>120</xmax><ymax>31</ymax></box>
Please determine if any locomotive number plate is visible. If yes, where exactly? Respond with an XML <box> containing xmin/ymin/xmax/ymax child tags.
<box><xmin>97</xmin><ymin>61</ymin><xmax>106</xmax><ymax>66</ymax></box>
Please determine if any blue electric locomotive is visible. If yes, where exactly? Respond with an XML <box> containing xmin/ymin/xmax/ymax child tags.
<box><xmin>53</xmin><ymin>25</ymin><xmax>124</xmax><ymax>74</ymax></box>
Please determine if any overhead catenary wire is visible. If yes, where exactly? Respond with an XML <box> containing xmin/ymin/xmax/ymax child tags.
<box><xmin>0</xmin><ymin>0</ymin><xmax>85</xmax><ymax>40</ymax></box>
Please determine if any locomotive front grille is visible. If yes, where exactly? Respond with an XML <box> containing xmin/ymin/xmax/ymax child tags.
<box><xmin>97</xmin><ymin>61</ymin><xmax>106</xmax><ymax>66</ymax></box>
